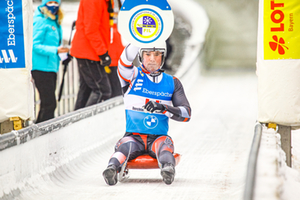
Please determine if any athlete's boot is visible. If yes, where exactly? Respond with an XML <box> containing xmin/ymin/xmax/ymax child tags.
<box><xmin>160</xmin><ymin>163</ymin><xmax>175</xmax><ymax>185</ymax></box>
<box><xmin>103</xmin><ymin>165</ymin><xmax>118</xmax><ymax>186</ymax></box>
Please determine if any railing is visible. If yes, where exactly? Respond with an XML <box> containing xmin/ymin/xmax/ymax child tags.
<box><xmin>56</xmin><ymin>59</ymin><xmax>80</xmax><ymax>116</ymax></box>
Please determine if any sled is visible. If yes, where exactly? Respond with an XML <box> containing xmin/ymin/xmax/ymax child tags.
<box><xmin>118</xmin><ymin>152</ymin><xmax>181</xmax><ymax>182</ymax></box>
<box><xmin>127</xmin><ymin>153</ymin><xmax>181</xmax><ymax>169</ymax></box>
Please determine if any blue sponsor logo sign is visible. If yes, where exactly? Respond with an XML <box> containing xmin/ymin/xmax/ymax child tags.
<box><xmin>121</xmin><ymin>0</ymin><xmax>171</xmax><ymax>11</ymax></box>
<box><xmin>0</xmin><ymin>0</ymin><xmax>25</xmax><ymax>69</ymax></box>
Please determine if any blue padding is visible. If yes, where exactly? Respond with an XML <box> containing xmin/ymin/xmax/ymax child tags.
<box><xmin>121</xmin><ymin>0</ymin><xmax>171</xmax><ymax>11</ymax></box>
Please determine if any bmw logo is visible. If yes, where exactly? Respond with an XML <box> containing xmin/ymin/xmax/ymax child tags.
<box><xmin>143</xmin><ymin>115</ymin><xmax>159</xmax><ymax>129</ymax></box>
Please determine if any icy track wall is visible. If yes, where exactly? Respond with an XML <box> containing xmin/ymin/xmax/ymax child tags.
<box><xmin>254</xmin><ymin>127</ymin><xmax>284</xmax><ymax>200</ymax></box>
<box><xmin>0</xmin><ymin>0</ymin><xmax>209</xmax><ymax>198</ymax></box>
<box><xmin>254</xmin><ymin>126</ymin><xmax>300</xmax><ymax>200</ymax></box>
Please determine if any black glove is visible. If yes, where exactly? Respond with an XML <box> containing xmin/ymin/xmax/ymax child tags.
<box><xmin>99</xmin><ymin>51</ymin><xmax>112</xmax><ymax>66</ymax></box>
<box><xmin>144</xmin><ymin>101</ymin><xmax>166</xmax><ymax>113</ymax></box>
<box><xmin>62</xmin><ymin>54</ymin><xmax>73</xmax><ymax>65</ymax></box>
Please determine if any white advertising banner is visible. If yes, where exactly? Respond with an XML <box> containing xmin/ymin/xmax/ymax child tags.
<box><xmin>0</xmin><ymin>0</ymin><xmax>34</xmax><ymax>123</ymax></box>
<box><xmin>257</xmin><ymin>0</ymin><xmax>300</xmax><ymax>125</ymax></box>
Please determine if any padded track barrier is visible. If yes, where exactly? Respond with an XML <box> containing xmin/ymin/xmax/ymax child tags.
<box><xmin>243</xmin><ymin>123</ymin><xmax>263</xmax><ymax>200</ymax></box>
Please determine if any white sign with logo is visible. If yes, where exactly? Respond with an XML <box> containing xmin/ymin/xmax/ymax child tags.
<box><xmin>118</xmin><ymin>0</ymin><xmax>174</xmax><ymax>47</ymax></box>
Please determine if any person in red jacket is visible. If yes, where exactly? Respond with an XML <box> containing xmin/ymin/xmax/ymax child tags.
<box><xmin>71</xmin><ymin>0</ymin><xmax>112</xmax><ymax>110</ymax></box>
<box><xmin>106</xmin><ymin>1</ymin><xmax>124</xmax><ymax>98</ymax></box>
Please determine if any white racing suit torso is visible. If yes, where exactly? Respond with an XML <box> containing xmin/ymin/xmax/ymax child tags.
<box><xmin>118</xmin><ymin>44</ymin><xmax>191</xmax><ymax>136</ymax></box>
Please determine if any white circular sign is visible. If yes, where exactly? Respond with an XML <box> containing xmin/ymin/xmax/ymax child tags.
<box><xmin>129</xmin><ymin>9</ymin><xmax>163</xmax><ymax>43</ymax></box>
<box><xmin>118</xmin><ymin>3</ymin><xmax>174</xmax><ymax>47</ymax></box>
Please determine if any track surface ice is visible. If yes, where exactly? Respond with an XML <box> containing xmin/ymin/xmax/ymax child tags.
<box><xmin>19</xmin><ymin>68</ymin><xmax>257</xmax><ymax>200</ymax></box>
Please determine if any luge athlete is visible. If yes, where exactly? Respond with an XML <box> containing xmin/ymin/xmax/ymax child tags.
<box><xmin>103</xmin><ymin>42</ymin><xmax>191</xmax><ymax>185</ymax></box>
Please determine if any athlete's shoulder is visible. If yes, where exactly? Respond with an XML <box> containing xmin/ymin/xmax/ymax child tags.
<box><xmin>170</xmin><ymin>76</ymin><xmax>184</xmax><ymax>92</ymax></box>
<box><xmin>170</xmin><ymin>75</ymin><xmax>181</xmax><ymax>83</ymax></box>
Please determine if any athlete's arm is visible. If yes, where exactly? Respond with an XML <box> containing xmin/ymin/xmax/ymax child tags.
<box><xmin>117</xmin><ymin>44</ymin><xmax>139</xmax><ymax>92</ymax></box>
<box><xmin>164</xmin><ymin>77</ymin><xmax>191</xmax><ymax>122</ymax></box>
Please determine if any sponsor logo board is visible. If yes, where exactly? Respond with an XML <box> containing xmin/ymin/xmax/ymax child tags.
<box><xmin>0</xmin><ymin>0</ymin><xmax>25</xmax><ymax>68</ymax></box>
<box><xmin>264</xmin><ymin>0</ymin><xmax>300</xmax><ymax>60</ymax></box>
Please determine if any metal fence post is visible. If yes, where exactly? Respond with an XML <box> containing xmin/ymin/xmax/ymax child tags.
<box><xmin>277</xmin><ymin>125</ymin><xmax>292</xmax><ymax>167</ymax></box>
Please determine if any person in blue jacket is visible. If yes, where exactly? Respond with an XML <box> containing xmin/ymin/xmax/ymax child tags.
<box><xmin>32</xmin><ymin>0</ymin><xmax>69</xmax><ymax>123</ymax></box>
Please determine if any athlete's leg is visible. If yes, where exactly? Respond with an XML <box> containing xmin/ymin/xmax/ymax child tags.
<box><xmin>108</xmin><ymin>136</ymin><xmax>144</xmax><ymax>169</ymax></box>
<box><xmin>103</xmin><ymin>136</ymin><xmax>144</xmax><ymax>185</ymax></box>
<box><xmin>149</xmin><ymin>136</ymin><xmax>175</xmax><ymax>166</ymax></box>
<box><xmin>149</xmin><ymin>136</ymin><xmax>176</xmax><ymax>185</ymax></box>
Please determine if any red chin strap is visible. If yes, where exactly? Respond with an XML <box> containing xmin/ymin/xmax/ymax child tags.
<box><xmin>140</xmin><ymin>64</ymin><xmax>151</xmax><ymax>74</ymax></box>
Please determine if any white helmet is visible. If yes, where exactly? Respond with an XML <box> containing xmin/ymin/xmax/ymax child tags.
<box><xmin>138</xmin><ymin>41</ymin><xmax>167</xmax><ymax>75</ymax></box>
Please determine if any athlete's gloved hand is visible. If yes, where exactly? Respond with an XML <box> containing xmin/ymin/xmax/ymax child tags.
<box><xmin>99</xmin><ymin>51</ymin><xmax>112</xmax><ymax>67</ymax></box>
<box><xmin>144</xmin><ymin>101</ymin><xmax>166</xmax><ymax>113</ymax></box>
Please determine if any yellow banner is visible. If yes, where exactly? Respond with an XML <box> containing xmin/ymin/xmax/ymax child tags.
<box><xmin>264</xmin><ymin>0</ymin><xmax>300</xmax><ymax>60</ymax></box>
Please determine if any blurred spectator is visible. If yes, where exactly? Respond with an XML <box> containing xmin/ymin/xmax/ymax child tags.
<box><xmin>32</xmin><ymin>0</ymin><xmax>69</xmax><ymax>123</ymax></box>
<box><xmin>71</xmin><ymin>0</ymin><xmax>113</xmax><ymax>110</ymax></box>
<box><xmin>162</xmin><ymin>38</ymin><xmax>173</xmax><ymax>70</ymax></box>
<box><xmin>106</xmin><ymin>0</ymin><xmax>124</xmax><ymax>98</ymax></box>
